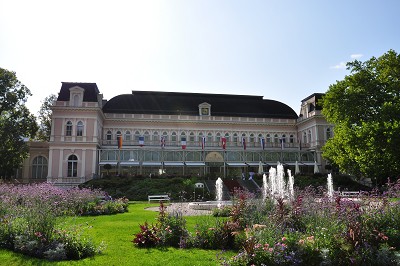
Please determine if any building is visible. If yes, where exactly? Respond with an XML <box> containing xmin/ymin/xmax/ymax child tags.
<box><xmin>18</xmin><ymin>83</ymin><xmax>333</xmax><ymax>187</ymax></box>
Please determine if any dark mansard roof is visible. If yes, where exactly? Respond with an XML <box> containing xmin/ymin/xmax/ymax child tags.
<box><xmin>102</xmin><ymin>91</ymin><xmax>298</xmax><ymax>119</ymax></box>
<box><xmin>57</xmin><ymin>82</ymin><xmax>100</xmax><ymax>102</ymax></box>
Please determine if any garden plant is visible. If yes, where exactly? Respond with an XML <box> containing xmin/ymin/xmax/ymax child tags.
<box><xmin>133</xmin><ymin>180</ymin><xmax>400</xmax><ymax>265</ymax></box>
<box><xmin>0</xmin><ymin>183</ymin><xmax>128</xmax><ymax>261</ymax></box>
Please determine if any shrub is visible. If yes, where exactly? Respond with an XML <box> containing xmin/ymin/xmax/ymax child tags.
<box><xmin>188</xmin><ymin>217</ymin><xmax>240</xmax><ymax>250</ymax></box>
<box><xmin>132</xmin><ymin>222</ymin><xmax>160</xmax><ymax>248</ymax></box>
<box><xmin>0</xmin><ymin>183</ymin><xmax>108</xmax><ymax>261</ymax></box>
<box><xmin>157</xmin><ymin>202</ymin><xmax>189</xmax><ymax>247</ymax></box>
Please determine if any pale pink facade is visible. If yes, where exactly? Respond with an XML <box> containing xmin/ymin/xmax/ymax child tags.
<box><xmin>17</xmin><ymin>84</ymin><xmax>333</xmax><ymax>187</ymax></box>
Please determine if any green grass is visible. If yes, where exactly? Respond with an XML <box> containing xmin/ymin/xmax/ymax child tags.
<box><xmin>0</xmin><ymin>202</ymin><xmax>233</xmax><ymax>266</ymax></box>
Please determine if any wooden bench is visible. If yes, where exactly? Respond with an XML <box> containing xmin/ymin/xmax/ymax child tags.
<box><xmin>148</xmin><ymin>195</ymin><xmax>170</xmax><ymax>202</ymax></box>
<box><xmin>340</xmin><ymin>191</ymin><xmax>360</xmax><ymax>197</ymax></box>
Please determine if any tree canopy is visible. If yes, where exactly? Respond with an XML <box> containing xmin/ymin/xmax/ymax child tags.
<box><xmin>322</xmin><ymin>50</ymin><xmax>400</xmax><ymax>184</ymax></box>
<box><xmin>36</xmin><ymin>94</ymin><xmax>57</xmax><ymax>141</ymax></box>
<box><xmin>0</xmin><ymin>68</ymin><xmax>38</xmax><ymax>178</ymax></box>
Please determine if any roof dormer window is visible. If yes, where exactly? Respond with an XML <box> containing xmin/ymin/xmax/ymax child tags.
<box><xmin>199</xmin><ymin>102</ymin><xmax>211</xmax><ymax>116</ymax></box>
<box><xmin>69</xmin><ymin>86</ymin><xmax>85</xmax><ymax>107</ymax></box>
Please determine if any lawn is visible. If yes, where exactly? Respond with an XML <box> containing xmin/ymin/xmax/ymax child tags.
<box><xmin>0</xmin><ymin>202</ymin><xmax>233</xmax><ymax>266</ymax></box>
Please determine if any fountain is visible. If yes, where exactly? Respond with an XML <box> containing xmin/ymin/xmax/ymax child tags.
<box><xmin>188</xmin><ymin>177</ymin><xmax>232</xmax><ymax>210</ymax></box>
<box><xmin>327</xmin><ymin>173</ymin><xmax>334</xmax><ymax>199</ymax></box>
<box><xmin>287</xmin><ymin>169</ymin><xmax>294</xmax><ymax>200</ymax></box>
<box><xmin>262</xmin><ymin>173</ymin><xmax>269</xmax><ymax>201</ymax></box>
<box><xmin>264</xmin><ymin>162</ymin><xmax>294</xmax><ymax>200</ymax></box>
<box><xmin>216</xmin><ymin>177</ymin><xmax>223</xmax><ymax>201</ymax></box>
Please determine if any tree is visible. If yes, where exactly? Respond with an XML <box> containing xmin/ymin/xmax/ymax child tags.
<box><xmin>36</xmin><ymin>94</ymin><xmax>57</xmax><ymax>141</ymax></box>
<box><xmin>322</xmin><ymin>50</ymin><xmax>400</xmax><ymax>184</ymax></box>
<box><xmin>0</xmin><ymin>68</ymin><xmax>38</xmax><ymax>179</ymax></box>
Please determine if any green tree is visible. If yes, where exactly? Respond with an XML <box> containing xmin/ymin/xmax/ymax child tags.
<box><xmin>322</xmin><ymin>50</ymin><xmax>400</xmax><ymax>184</ymax></box>
<box><xmin>0</xmin><ymin>68</ymin><xmax>38</xmax><ymax>179</ymax></box>
<box><xmin>36</xmin><ymin>94</ymin><xmax>57</xmax><ymax>141</ymax></box>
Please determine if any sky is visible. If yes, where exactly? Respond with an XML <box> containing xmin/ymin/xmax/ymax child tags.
<box><xmin>1</xmin><ymin>0</ymin><xmax>400</xmax><ymax>116</ymax></box>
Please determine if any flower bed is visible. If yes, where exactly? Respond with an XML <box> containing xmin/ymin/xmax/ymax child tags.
<box><xmin>133</xmin><ymin>181</ymin><xmax>400</xmax><ymax>265</ymax></box>
<box><xmin>0</xmin><ymin>183</ymin><xmax>128</xmax><ymax>261</ymax></box>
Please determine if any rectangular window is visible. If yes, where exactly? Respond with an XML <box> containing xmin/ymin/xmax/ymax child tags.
<box><xmin>67</xmin><ymin>162</ymin><xmax>77</xmax><ymax>177</ymax></box>
<box><xmin>66</xmin><ymin>125</ymin><xmax>72</xmax><ymax>136</ymax></box>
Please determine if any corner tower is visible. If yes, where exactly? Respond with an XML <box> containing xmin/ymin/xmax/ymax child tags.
<box><xmin>47</xmin><ymin>82</ymin><xmax>104</xmax><ymax>187</ymax></box>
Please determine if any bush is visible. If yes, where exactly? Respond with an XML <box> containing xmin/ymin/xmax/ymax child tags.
<box><xmin>132</xmin><ymin>222</ymin><xmax>160</xmax><ymax>248</ymax></box>
<box><xmin>0</xmin><ymin>183</ymin><xmax>108</xmax><ymax>261</ymax></box>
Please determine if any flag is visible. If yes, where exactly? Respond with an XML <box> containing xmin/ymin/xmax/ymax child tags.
<box><xmin>139</xmin><ymin>136</ymin><xmax>144</xmax><ymax>146</ymax></box>
<box><xmin>242</xmin><ymin>137</ymin><xmax>246</xmax><ymax>150</ymax></box>
<box><xmin>117</xmin><ymin>135</ymin><xmax>122</xmax><ymax>149</ymax></box>
<box><xmin>260</xmin><ymin>138</ymin><xmax>265</xmax><ymax>150</ymax></box>
<box><xmin>161</xmin><ymin>136</ymin><xmax>166</xmax><ymax>148</ymax></box>
<box><xmin>201</xmin><ymin>136</ymin><xmax>206</xmax><ymax>150</ymax></box>
<box><xmin>181</xmin><ymin>137</ymin><xmax>187</xmax><ymax>149</ymax></box>
<box><xmin>221</xmin><ymin>137</ymin><xmax>226</xmax><ymax>150</ymax></box>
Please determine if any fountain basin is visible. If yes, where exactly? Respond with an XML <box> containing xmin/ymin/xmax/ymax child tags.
<box><xmin>188</xmin><ymin>201</ymin><xmax>233</xmax><ymax>210</ymax></box>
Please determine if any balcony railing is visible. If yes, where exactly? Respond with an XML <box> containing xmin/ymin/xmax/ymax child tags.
<box><xmin>100</xmin><ymin>140</ymin><xmax>305</xmax><ymax>149</ymax></box>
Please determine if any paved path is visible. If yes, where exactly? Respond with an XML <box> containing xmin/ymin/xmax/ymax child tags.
<box><xmin>145</xmin><ymin>203</ymin><xmax>212</xmax><ymax>216</ymax></box>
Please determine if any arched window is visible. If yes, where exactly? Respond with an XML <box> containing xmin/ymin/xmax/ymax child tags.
<box><xmin>233</xmin><ymin>133</ymin><xmax>238</xmax><ymax>146</ymax></box>
<box><xmin>76</xmin><ymin>121</ymin><xmax>84</xmax><ymax>136</ymax></box>
<box><xmin>32</xmin><ymin>156</ymin><xmax>48</xmax><ymax>178</ymax></box>
<box><xmin>67</xmin><ymin>155</ymin><xmax>78</xmax><ymax>177</ymax></box>
<box><xmin>163</xmin><ymin>132</ymin><xmax>169</xmax><ymax>142</ymax></box>
<box><xmin>189</xmin><ymin>132</ymin><xmax>195</xmax><ymax>142</ymax></box>
<box><xmin>224</xmin><ymin>133</ymin><xmax>230</xmax><ymax>142</ymax></box>
<box><xmin>66</xmin><ymin>121</ymin><xmax>72</xmax><ymax>136</ymax></box>
<box><xmin>281</xmin><ymin>134</ymin><xmax>286</xmax><ymax>143</ymax></box>
<box><xmin>153</xmin><ymin>131</ymin><xmax>159</xmax><ymax>142</ymax></box>
<box><xmin>216</xmin><ymin>133</ymin><xmax>221</xmax><ymax>145</ymax></box>
<box><xmin>326</xmin><ymin>128</ymin><xmax>332</xmax><ymax>140</ymax></box>
<box><xmin>144</xmin><ymin>131</ymin><xmax>150</xmax><ymax>142</ymax></box>
<box><xmin>180</xmin><ymin>132</ymin><xmax>186</xmax><ymax>144</ymax></box>
<box><xmin>274</xmin><ymin>134</ymin><xmax>279</xmax><ymax>143</ymax></box>
<box><xmin>74</xmin><ymin>94</ymin><xmax>79</xmax><ymax>107</ymax></box>
<box><xmin>171</xmin><ymin>132</ymin><xmax>177</xmax><ymax>142</ymax></box>
<box><xmin>207</xmin><ymin>132</ymin><xmax>213</xmax><ymax>145</ymax></box>
<box><xmin>289</xmin><ymin>134</ymin><xmax>294</xmax><ymax>143</ymax></box>
<box><xmin>303</xmin><ymin>131</ymin><xmax>307</xmax><ymax>143</ymax></box>
<box><xmin>116</xmin><ymin>131</ymin><xmax>122</xmax><ymax>140</ymax></box>
<box><xmin>258</xmin><ymin>133</ymin><xmax>263</xmax><ymax>142</ymax></box>
<box><xmin>134</xmin><ymin>131</ymin><xmax>140</xmax><ymax>141</ymax></box>
<box><xmin>308</xmin><ymin>130</ymin><xmax>312</xmax><ymax>143</ymax></box>
<box><xmin>249</xmin><ymin>133</ymin><xmax>255</xmax><ymax>144</ymax></box>
<box><xmin>125</xmin><ymin>131</ymin><xmax>131</xmax><ymax>141</ymax></box>
<box><xmin>106</xmin><ymin>130</ymin><xmax>112</xmax><ymax>141</ymax></box>
<box><xmin>266</xmin><ymin>134</ymin><xmax>271</xmax><ymax>143</ymax></box>
<box><xmin>73</xmin><ymin>94</ymin><xmax>80</xmax><ymax>107</ymax></box>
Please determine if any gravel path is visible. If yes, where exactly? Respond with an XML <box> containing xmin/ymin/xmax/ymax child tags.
<box><xmin>145</xmin><ymin>203</ymin><xmax>213</xmax><ymax>216</ymax></box>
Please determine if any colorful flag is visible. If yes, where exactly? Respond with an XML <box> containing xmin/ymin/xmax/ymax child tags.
<box><xmin>139</xmin><ymin>136</ymin><xmax>144</xmax><ymax>146</ymax></box>
<box><xmin>181</xmin><ymin>137</ymin><xmax>187</xmax><ymax>150</ymax></box>
<box><xmin>242</xmin><ymin>137</ymin><xmax>246</xmax><ymax>150</ymax></box>
<box><xmin>221</xmin><ymin>137</ymin><xmax>226</xmax><ymax>150</ymax></box>
<box><xmin>161</xmin><ymin>136</ymin><xmax>166</xmax><ymax>148</ymax></box>
<box><xmin>201</xmin><ymin>136</ymin><xmax>206</xmax><ymax>150</ymax></box>
<box><xmin>117</xmin><ymin>135</ymin><xmax>122</xmax><ymax>149</ymax></box>
<box><xmin>260</xmin><ymin>138</ymin><xmax>265</xmax><ymax>150</ymax></box>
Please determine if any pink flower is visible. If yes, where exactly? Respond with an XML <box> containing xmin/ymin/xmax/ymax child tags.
<box><xmin>282</xmin><ymin>237</ymin><xmax>287</xmax><ymax>242</ymax></box>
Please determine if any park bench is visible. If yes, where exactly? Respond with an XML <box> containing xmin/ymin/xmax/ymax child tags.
<box><xmin>148</xmin><ymin>195</ymin><xmax>170</xmax><ymax>203</ymax></box>
<box><xmin>340</xmin><ymin>191</ymin><xmax>360</xmax><ymax>197</ymax></box>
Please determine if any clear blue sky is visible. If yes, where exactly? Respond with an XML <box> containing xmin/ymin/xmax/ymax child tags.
<box><xmin>1</xmin><ymin>0</ymin><xmax>399</xmax><ymax>115</ymax></box>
